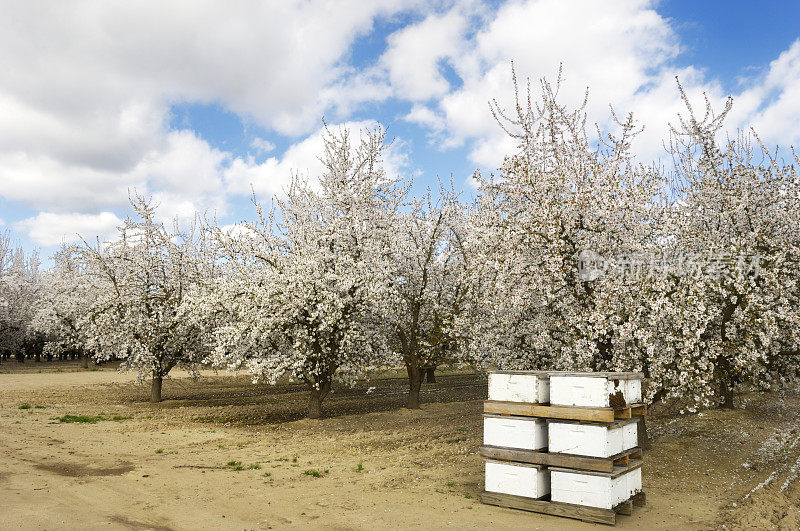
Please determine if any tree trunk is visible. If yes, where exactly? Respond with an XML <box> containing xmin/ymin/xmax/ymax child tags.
<box><xmin>719</xmin><ymin>377</ymin><xmax>734</xmax><ymax>409</ymax></box>
<box><xmin>716</xmin><ymin>353</ymin><xmax>735</xmax><ymax>409</ymax></box>
<box><xmin>308</xmin><ymin>381</ymin><xmax>331</xmax><ymax>419</ymax></box>
<box><xmin>406</xmin><ymin>364</ymin><xmax>423</xmax><ymax>409</ymax></box>
<box><xmin>150</xmin><ymin>373</ymin><xmax>163</xmax><ymax>403</ymax></box>
<box><xmin>425</xmin><ymin>367</ymin><xmax>436</xmax><ymax>383</ymax></box>
<box><xmin>81</xmin><ymin>352</ymin><xmax>89</xmax><ymax>369</ymax></box>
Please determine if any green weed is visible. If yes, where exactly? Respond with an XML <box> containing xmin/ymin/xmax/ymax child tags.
<box><xmin>57</xmin><ymin>414</ymin><xmax>103</xmax><ymax>423</ymax></box>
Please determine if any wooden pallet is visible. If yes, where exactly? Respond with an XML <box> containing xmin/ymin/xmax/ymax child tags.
<box><xmin>480</xmin><ymin>490</ymin><xmax>646</xmax><ymax>525</ymax></box>
<box><xmin>483</xmin><ymin>401</ymin><xmax>646</xmax><ymax>422</ymax></box>
<box><xmin>479</xmin><ymin>445</ymin><xmax>643</xmax><ymax>473</ymax></box>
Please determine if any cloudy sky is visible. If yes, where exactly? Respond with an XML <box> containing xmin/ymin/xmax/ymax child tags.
<box><xmin>2</xmin><ymin>0</ymin><xmax>799</xmax><ymax>258</ymax></box>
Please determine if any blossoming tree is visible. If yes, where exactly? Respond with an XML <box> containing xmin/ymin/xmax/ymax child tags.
<box><xmin>651</xmin><ymin>85</ymin><xmax>800</xmax><ymax>409</ymax></box>
<box><xmin>0</xmin><ymin>230</ymin><xmax>41</xmax><ymax>363</ymax></box>
<box><xmin>34</xmin><ymin>244</ymin><xmax>94</xmax><ymax>368</ymax></box>
<box><xmin>79</xmin><ymin>195</ymin><xmax>212</xmax><ymax>402</ymax></box>
<box><xmin>385</xmin><ymin>187</ymin><xmax>473</xmax><ymax>408</ymax></box>
<box><xmin>471</xmin><ymin>68</ymin><xmax>667</xmax><ymax>377</ymax></box>
<box><xmin>207</xmin><ymin>125</ymin><xmax>400</xmax><ymax>418</ymax></box>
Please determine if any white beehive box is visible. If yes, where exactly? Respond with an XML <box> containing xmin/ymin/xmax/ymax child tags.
<box><xmin>623</xmin><ymin>420</ymin><xmax>638</xmax><ymax>449</ymax></box>
<box><xmin>624</xmin><ymin>466</ymin><xmax>643</xmax><ymax>500</ymax></box>
<box><xmin>485</xmin><ymin>459</ymin><xmax>550</xmax><ymax>499</ymax></box>
<box><xmin>548</xmin><ymin>419</ymin><xmax>638</xmax><ymax>457</ymax></box>
<box><xmin>550</xmin><ymin>466</ymin><xmax>642</xmax><ymax>509</ymax></box>
<box><xmin>549</xmin><ymin>372</ymin><xmax>643</xmax><ymax>408</ymax></box>
<box><xmin>483</xmin><ymin>414</ymin><xmax>547</xmax><ymax>451</ymax></box>
<box><xmin>488</xmin><ymin>371</ymin><xmax>550</xmax><ymax>403</ymax></box>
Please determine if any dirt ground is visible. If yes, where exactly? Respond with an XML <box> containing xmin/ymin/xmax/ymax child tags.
<box><xmin>1</xmin><ymin>362</ymin><xmax>799</xmax><ymax>530</ymax></box>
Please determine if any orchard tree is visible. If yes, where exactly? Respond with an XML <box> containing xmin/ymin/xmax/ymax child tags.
<box><xmin>80</xmin><ymin>195</ymin><xmax>212</xmax><ymax>402</ymax></box>
<box><xmin>207</xmin><ymin>125</ymin><xmax>400</xmax><ymax>418</ymax></box>
<box><xmin>650</xmin><ymin>85</ymin><xmax>800</xmax><ymax>410</ymax></box>
<box><xmin>0</xmin><ymin>230</ymin><xmax>41</xmax><ymax>363</ymax></box>
<box><xmin>471</xmin><ymin>67</ymin><xmax>667</xmax><ymax>374</ymax></box>
<box><xmin>34</xmin><ymin>244</ymin><xmax>94</xmax><ymax>368</ymax></box>
<box><xmin>385</xmin><ymin>187</ymin><xmax>473</xmax><ymax>409</ymax></box>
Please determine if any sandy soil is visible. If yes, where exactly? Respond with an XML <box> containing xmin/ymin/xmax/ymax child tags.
<box><xmin>1</xmin><ymin>361</ymin><xmax>799</xmax><ymax>530</ymax></box>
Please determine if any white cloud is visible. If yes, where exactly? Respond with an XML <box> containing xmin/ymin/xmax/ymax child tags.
<box><xmin>734</xmin><ymin>40</ymin><xmax>800</xmax><ymax>148</ymax></box>
<box><xmin>250</xmin><ymin>137</ymin><xmax>275</xmax><ymax>154</ymax></box>
<box><xmin>381</xmin><ymin>9</ymin><xmax>470</xmax><ymax>101</ymax></box>
<box><xmin>0</xmin><ymin>1</ymin><xmax>420</xmax><ymax>229</ymax></box>
<box><xmin>404</xmin><ymin>104</ymin><xmax>449</xmax><ymax>146</ymax></box>
<box><xmin>0</xmin><ymin>129</ymin><xmax>230</xmax><ymax>219</ymax></box>
<box><xmin>0</xmin><ymin>2</ymin><xmax>414</xmax><ymax>136</ymax></box>
<box><xmin>14</xmin><ymin>212</ymin><xmax>122</xmax><ymax>247</ymax></box>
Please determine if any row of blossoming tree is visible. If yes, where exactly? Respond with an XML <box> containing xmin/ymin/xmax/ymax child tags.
<box><xmin>3</xmin><ymin>74</ymin><xmax>799</xmax><ymax>418</ymax></box>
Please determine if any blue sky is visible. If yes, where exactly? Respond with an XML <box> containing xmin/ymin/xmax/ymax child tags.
<box><xmin>1</xmin><ymin>1</ymin><xmax>799</xmax><ymax>262</ymax></box>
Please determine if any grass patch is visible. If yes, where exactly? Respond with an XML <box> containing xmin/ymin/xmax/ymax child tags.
<box><xmin>354</xmin><ymin>461</ymin><xmax>364</xmax><ymax>472</ymax></box>
<box><xmin>262</xmin><ymin>471</ymin><xmax>271</xmax><ymax>477</ymax></box>
<box><xmin>18</xmin><ymin>404</ymin><xmax>31</xmax><ymax>410</ymax></box>
<box><xmin>303</xmin><ymin>469</ymin><xmax>328</xmax><ymax>478</ymax></box>
<box><xmin>292</xmin><ymin>455</ymin><xmax>298</xmax><ymax>463</ymax></box>
<box><xmin>226</xmin><ymin>460</ymin><xmax>245</xmax><ymax>470</ymax></box>
<box><xmin>248</xmin><ymin>462</ymin><xmax>261</xmax><ymax>470</ymax></box>
<box><xmin>445</xmin><ymin>481</ymin><xmax>455</xmax><ymax>488</ymax></box>
<box><xmin>464</xmin><ymin>494</ymin><xmax>473</xmax><ymax>499</ymax></box>
<box><xmin>57</xmin><ymin>414</ymin><xmax>104</xmax><ymax>423</ymax></box>
<box><xmin>34</xmin><ymin>405</ymin><xmax>46</xmax><ymax>409</ymax></box>
<box><xmin>155</xmin><ymin>448</ymin><xmax>164</xmax><ymax>454</ymax></box>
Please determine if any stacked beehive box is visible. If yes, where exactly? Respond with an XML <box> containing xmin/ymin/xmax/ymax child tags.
<box><xmin>480</xmin><ymin>371</ymin><xmax>647</xmax><ymax>525</ymax></box>
<box><xmin>483</xmin><ymin>371</ymin><xmax>550</xmax><ymax>499</ymax></box>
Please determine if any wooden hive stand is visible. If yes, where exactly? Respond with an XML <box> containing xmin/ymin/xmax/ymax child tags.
<box><xmin>480</xmin><ymin>490</ymin><xmax>646</xmax><ymax>525</ymax></box>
